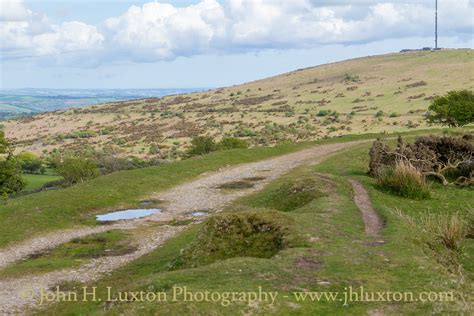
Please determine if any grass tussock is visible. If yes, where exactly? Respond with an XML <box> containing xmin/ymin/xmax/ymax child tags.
<box><xmin>392</xmin><ymin>208</ymin><xmax>466</xmax><ymax>270</ymax></box>
<box><xmin>465</xmin><ymin>210</ymin><xmax>474</xmax><ymax>239</ymax></box>
<box><xmin>170</xmin><ymin>211</ymin><xmax>290</xmax><ymax>269</ymax></box>
<box><xmin>420</xmin><ymin>213</ymin><xmax>466</xmax><ymax>252</ymax></box>
<box><xmin>376</xmin><ymin>161</ymin><xmax>430</xmax><ymax>199</ymax></box>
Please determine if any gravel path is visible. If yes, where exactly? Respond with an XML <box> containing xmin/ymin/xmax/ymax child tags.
<box><xmin>0</xmin><ymin>223</ymin><xmax>138</xmax><ymax>269</ymax></box>
<box><xmin>0</xmin><ymin>225</ymin><xmax>184</xmax><ymax>314</ymax></box>
<box><xmin>0</xmin><ymin>140</ymin><xmax>366</xmax><ymax>313</ymax></box>
<box><xmin>349</xmin><ymin>179</ymin><xmax>384</xmax><ymax>239</ymax></box>
<box><xmin>152</xmin><ymin>141</ymin><xmax>365</xmax><ymax>215</ymax></box>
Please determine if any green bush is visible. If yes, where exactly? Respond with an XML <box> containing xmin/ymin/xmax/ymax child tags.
<box><xmin>218</xmin><ymin>137</ymin><xmax>249</xmax><ymax>150</ymax></box>
<box><xmin>375</xmin><ymin>110</ymin><xmax>384</xmax><ymax>117</ymax></box>
<box><xmin>376</xmin><ymin>161</ymin><xmax>430</xmax><ymax>199</ymax></box>
<box><xmin>57</xmin><ymin>157</ymin><xmax>100</xmax><ymax>185</ymax></box>
<box><xmin>427</xmin><ymin>90</ymin><xmax>474</xmax><ymax>127</ymax></box>
<box><xmin>316</xmin><ymin>110</ymin><xmax>330</xmax><ymax>117</ymax></box>
<box><xmin>187</xmin><ymin>136</ymin><xmax>218</xmax><ymax>156</ymax></box>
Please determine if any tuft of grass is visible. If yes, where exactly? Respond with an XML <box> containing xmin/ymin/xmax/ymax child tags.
<box><xmin>467</xmin><ymin>211</ymin><xmax>474</xmax><ymax>239</ymax></box>
<box><xmin>170</xmin><ymin>211</ymin><xmax>290</xmax><ymax>269</ymax></box>
<box><xmin>376</xmin><ymin>161</ymin><xmax>430</xmax><ymax>199</ymax></box>
<box><xmin>437</xmin><ymin>214</ymin><xmax>465</xmax><ymax>251</ymax></box>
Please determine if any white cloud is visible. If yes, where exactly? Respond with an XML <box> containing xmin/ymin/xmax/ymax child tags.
<box><xmin>0</xmin><ymin>0</ymin><xmax>473</xmax><ymax>65</ymax></box>
<box><xmin>103</xmin><ymin>0</ymin><xmax>226</xmax><ymax>61</ymax></box>
<box><xmin>0</xmin><ymin>0</ymin><xmax>103</xmax><ymax>60</ymax></box>
<box><xmin>0</xmin><ymin>0</ymin><xmax>29</xmax><ymax>21</ymax></box>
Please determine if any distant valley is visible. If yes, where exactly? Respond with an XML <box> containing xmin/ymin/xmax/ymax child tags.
<box><xmin>0</xmin><ymin>88</ymin><xmax>206</xmax><ymax>119</ymax></box>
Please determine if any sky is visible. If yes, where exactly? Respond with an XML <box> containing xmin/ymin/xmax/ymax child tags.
<box><xmin>0</xmin><ymin>0</ymin><xmax>473</xmax><ymax>89</ymax></box>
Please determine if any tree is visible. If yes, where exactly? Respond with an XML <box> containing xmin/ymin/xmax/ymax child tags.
<box><xmin>427</xmin><ymin>90</ymin><xmax>474</xmax><ymax>127</ymax></box>
<box><xmin>0</xmin><ymin>131</ymin><xmax>26</xmax><ymax>195</ymax></box>
<box><xmin>16</xmin><ymin>152</ymin><xmax>45</xmax><ymax>174</ymax></box>
<box><xmin>57</xmin><ymin>157</ymin><xmax>99</xmax><ymax>186</ymax></box>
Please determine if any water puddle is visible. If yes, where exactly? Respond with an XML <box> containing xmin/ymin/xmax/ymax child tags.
<box><xmin>217</xmin><ymin>181</ymin><xmax>255</xmax><ymax>189</ymax></box>
<box><xmin>96</xmin><ymin>209</ymin><xmax>161</xmax><ymax>222</ymax></box>
<box><xmin>192</xmin><ymin>211</ymin><xmax>208</xmax><ymax>217</ymax></box>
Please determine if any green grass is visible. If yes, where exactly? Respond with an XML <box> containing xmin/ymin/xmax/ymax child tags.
<box><xmin>0</xmin><ymin>230</ymin><xmax>133</xmax><ymax>279</ymax></box>
<box><xmin>22</xmin><ymin>173</ymin><xmax>62</xmax><ymax>192</ymax></box>
<box><xmin>0</xmin><ymin>129</ymin><xmax>440</xmax><ymax>248</ymax></box>
<box><xmin>39</xmin><ymin>137</ymin><xmax>472</xmax><ymax>315</ymax></box>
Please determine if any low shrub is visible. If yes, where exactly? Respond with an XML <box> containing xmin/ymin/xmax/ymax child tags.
<box><xmin>376</xmin><ymin>161</ymin><xmax>430</xmax><ymax>199</ymax></box>
<box><xmin>187</xmin><ymin>136</ymin><xmax>218</xmax><ymax>157</ymax></box>
<box><xmin>170</xmin><ymin>211</ymin><xmax>290</xmax><ymax>269</ymax></box>
<box><xmin>218</xmin><ymin>137</ymin><xmax>249</xmax><ymax>150</ymax></box>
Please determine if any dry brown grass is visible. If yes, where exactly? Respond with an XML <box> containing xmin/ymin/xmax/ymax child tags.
<box><xmin>376</xmin><ymin>160</ymin><xmax>431</xmax><ymax>199</ymax></box>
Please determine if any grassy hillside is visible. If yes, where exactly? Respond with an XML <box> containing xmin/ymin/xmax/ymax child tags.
<box><xmin>4</xmin><ymin>49</ymin><xmax>473</xmax><ymax>158</ymax></box>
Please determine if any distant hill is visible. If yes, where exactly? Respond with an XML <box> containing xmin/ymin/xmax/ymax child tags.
<box><xmin>4</xmin><ymin>49</ymin><xmax>473</xmax><ymax>158</ymax></box>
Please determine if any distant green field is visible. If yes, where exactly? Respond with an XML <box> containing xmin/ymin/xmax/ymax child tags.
<box><xmin>23</xmin><ymin>174</ymin><xmax>62</xmax><ymax>192</ymax></box>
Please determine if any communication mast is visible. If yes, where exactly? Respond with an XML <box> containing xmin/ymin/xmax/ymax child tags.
<box><xmin>435</xmin><ymin>0</ymin><xmax>438</xmax><ymax>49</ymax></box>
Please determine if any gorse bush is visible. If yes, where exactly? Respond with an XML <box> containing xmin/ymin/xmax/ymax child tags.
<box><xmin>187</xmin><ymin>136</ymin><xmax>218</xmax><ymax>157</ymax></box>
<box><xmin>218</xmin><ymin>137</ymin><xmax>249</xmax><ymax>150</ymax></box>
<box><xmin>376</xmin><ymin>161</ymin><xmax>430</xmax><ymax>199</ymax></box>
<box><xmin>188</xmin><ymin>136</ymin><xmax>249</xmax><ymax>157</ymax></box>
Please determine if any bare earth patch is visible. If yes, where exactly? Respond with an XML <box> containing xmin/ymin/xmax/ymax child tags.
<box><xmin>349</xmin><ymin>179</ymin><xmax>384</xmax><ymax>240</ymax></box>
